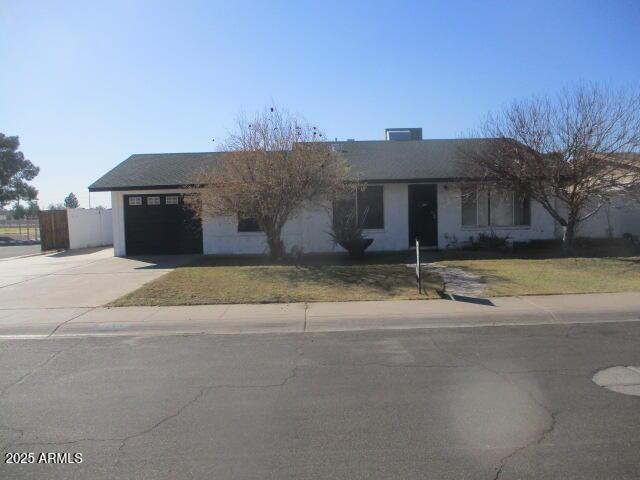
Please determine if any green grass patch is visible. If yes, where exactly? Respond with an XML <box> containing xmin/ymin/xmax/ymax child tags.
<box><xmin>438</xmin><ymin>257</ymin><xmax>640</xmax><ymax>296</ymax></box>
<box><xmin>111</xmin><ymin>259</ymin><xmax>443</xmax><ymax>306</ymax></box>
<box><xmin>0</xmin><ymin>226</ymin><xmax>38</xmax><ymax>235</ymax></box>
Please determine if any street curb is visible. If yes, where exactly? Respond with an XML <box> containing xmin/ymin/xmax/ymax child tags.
<box><xmin>2</xmin><ymin>314</ymin><xmax>639</xmax><ymax>340</ymax></box>
<box><xmin>0</xmin><ymin>249</ymin><xmax>63</xmax><ymax>262</ymax></box>
<box><xmin>1</xmin><ymin>293</ymin><xmax>639</xmax><ymax>338</ymax></box>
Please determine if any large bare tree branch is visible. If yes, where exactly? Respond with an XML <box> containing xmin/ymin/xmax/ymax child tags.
<box><xmin>186</xmin><ymin>107</ymin><xmax>355</xmax><ymax>259</ymax></box>
<box><xmin>460</xmin><ymin>84</ymin><xmax>640</xmax><ymax>254</ymax></box>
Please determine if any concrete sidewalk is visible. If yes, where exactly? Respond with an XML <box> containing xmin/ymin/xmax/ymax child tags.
<box><xmin>0</xmin><ymin>291</ymin><xmax>638</xmax><ymax>338</ymax></box>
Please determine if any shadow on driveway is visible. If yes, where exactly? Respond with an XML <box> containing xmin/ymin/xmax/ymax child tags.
<box><xmin>124</xmin><ymin>254</ymin><xmax>201</xmax><ymax>270</ymax></box>
<box><xmin>45</xmin><ymin>248</ymin><xmax>198</xmax><ymax>269</ymax></box>
<box><xmin>48</xmin><ymin>247</ymin><xmax>108</xmax><ymax>258</ymax></box>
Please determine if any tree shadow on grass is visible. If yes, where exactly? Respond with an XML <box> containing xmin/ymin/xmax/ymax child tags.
<box><xmin>617</xmin><ymin>257</ymin><xmax>640</xmax><ymax>265</ymax></box>
<box><xmin>189</xmin><ymin>239</ymin><xmax>639</xmax><ymax>268</ymax></box>
<box><xmin>614</xmin><ymin>256</ymin><xmax>640</xmax><ymax>275</ymax></box>
<box><xmin>194</xmin><ymin>252</ymin><xmax>417</xmax><ymax>268</ymax></box>
<box><xmin>435</xmin><ymin>248</ymin><xmax>640</xmax><ymax>262</ymax></box>
<box><xmin>250</xmin><ymin>264</ymin><xmax>440</xmax><ymax>297</ymax></box>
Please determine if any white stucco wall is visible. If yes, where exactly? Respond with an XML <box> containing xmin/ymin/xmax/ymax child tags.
<box><xmin>436</xmin><ymin>183</ymin><xmax>557</xmax><ymax>248</ymax></box>
<box><xmin>67</xmin><ymin>208</ymin><xmax>113</xmax><ymax>249</ymax></box>
<box><xmin>202</xmin><ymin>210</ymin><xmax>305</xmax><ymax>255</ymax></box>
<box><xmin>111</xmin><ymin>191</ymin><xmax>125</xmax><ymax>256</ymax></box>
<box><xmin>367</xmin><ymin>183</ymin><xmax>410</xmax><ymax>251</ymax></box>
<box><xmin>575</xmin><ymin>196</ymin><xmax>640</xmax><ymax>238</ymax></box>
<box><xmin>201</xmin><ymin>182</ymin><xmax>561</xmax><ymax>253</ymax></box>
<box><xmin>109</xmin><ymin>185</ymin><xmax>639</xmax><ymax>257</ymax></box>
<box><xmin>202</xmin><ymin>183</ymin><xmax>410</xmax><ymax>254</ymax></box>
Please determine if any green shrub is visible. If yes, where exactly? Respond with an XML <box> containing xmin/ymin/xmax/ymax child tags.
<box><xmin>468</xmin><ymin>232</ymin><xmax>511</xmax><ymax>251</ymax></box>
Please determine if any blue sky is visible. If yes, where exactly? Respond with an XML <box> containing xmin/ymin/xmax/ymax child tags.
<box><xmin>1</xmin><ymin>0</ymin><xmax>639</xmax><ymax>208</ymax></box>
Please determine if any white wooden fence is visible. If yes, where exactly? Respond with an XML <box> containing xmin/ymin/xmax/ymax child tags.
<box><xmin>67</xmin><ymin>209</ymin><xmax>113</xmax><ymax>249</ymax></box>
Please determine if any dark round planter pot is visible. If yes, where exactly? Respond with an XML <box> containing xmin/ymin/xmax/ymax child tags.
<box><xmin>339</xmin><ymin>238</ymin><xmax>374</xmax><ymax>257</ymax></box>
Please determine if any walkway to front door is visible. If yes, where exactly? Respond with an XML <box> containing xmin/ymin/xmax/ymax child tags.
<box><xmin>408</xmin><ymin>184</ymin><xmax>438</xmax><ymax>247</ymax></box>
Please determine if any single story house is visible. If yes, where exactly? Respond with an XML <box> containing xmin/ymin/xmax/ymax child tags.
<box><xmin>89</xmin><ymin>129</ymin><xmax>640</xmax><ymax>256</ymax></box>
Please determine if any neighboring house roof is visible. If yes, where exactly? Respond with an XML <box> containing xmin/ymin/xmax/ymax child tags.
<box><xmin>88</xmin><ymin>139</ymin><xmax>488</xmax><ymax>191</ymax></box>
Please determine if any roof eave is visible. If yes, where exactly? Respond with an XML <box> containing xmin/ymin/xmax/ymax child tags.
<box><xmin>89</xmin><ymin>177</ymin><xmax>482</xmax><ymax>192</ymax></box>
<box><xmin>88</xmin><ymin>184</ymin><xmax>189</xmax><ymax>192</ymax></box>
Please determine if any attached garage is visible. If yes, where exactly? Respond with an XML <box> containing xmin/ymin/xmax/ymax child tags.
<box><xmin>124</xmin><ymin>194</ymin><xmax>202</xmax><ymax>255</ymax></box>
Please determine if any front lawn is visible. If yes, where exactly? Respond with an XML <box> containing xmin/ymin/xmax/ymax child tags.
<box><xmin>438</xmin><ymin>257</ymin><xmax>640</xmax><ymax>296</ymax></box>
<box><xmin>110</xmin><ymin>256</ymin><xmax>443</xmax><ymax>306</ymax></box>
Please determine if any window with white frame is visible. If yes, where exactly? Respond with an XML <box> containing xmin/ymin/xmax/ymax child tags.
<box><xmin>147</xmin><ymin>196</ymin><xmax>161</xmax><ymax>205</ymax></box>
<box><xmin>461</xmin><ymin>185</ymin><xmax>530</xmax><ymax>227</ymax></box>
<box><xmin>165</xmin><ymin>196</ymin><xmax>179</xmax><ymax>205</ymax></box>
<box><xmin>128</xmin><ymin>196</ymin><xmax>142</xmax><ymax>206</ymax></box>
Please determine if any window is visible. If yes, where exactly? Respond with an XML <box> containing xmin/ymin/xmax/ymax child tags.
<box><xmin>461</xmin><ymin>189</ymin><xmax>478</xmax><ymax>226</ymax></box>
<box><xmin>147</xmin><ymin>196</ymin><xmax>160</xmax><ymax>205</ymax></box>
<box><xmin>165</xmin><ymin>196</ymin><xmax>179</xmax><ymax>205</ymax></box>
<box><xmin>333</xmin><ymin>186</ymin><xmax>384</xmax><ymax>230</ymax></box>
<box><xmin>514</xmin><ymin>193</ymin><xmax>531</xmax><ymax>225</ymax></box>
<box><xmin>238</xmin><ymin>216</ymin><xmax>262</xmax><ymax>232</ymax></box>
<box><xmin>490</xmin><ymin>189</ymin><xmax>514</xmax><ymax>226</ymax></box>
<box><xmin>358</xmin><ymin>186</ymin><xmax>384</xmax><ymax>229</ymax></box>
<box><xmin>128</xmin><ymin>197</ymin><xmax>142</xmax><ymax>206</ymax></box>
<box><xmin>461</xmin><ymin>185</ymin><xmax>530</xmax><ymax>227</ymax></box>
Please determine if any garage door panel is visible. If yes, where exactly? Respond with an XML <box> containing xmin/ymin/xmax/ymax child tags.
<box><xmin>124</xmin><ymin>194</ymin><xmax>202</xmax><ymax>255</ymax></box>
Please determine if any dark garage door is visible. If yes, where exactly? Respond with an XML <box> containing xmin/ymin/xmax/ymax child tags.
<box><xmin>124</xmin><ymin>194</ymin><xmax>203</xmax><ymax>255</ymax></box>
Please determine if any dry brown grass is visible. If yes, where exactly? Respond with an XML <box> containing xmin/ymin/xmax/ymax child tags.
<box><xmin>111</xmin><ymin>258</ymin><xmax>443</xmax><ymax>306</ymax></box>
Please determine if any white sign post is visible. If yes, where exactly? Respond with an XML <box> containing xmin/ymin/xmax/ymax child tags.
<box><xmin>415</xmin><ymin>237</ymin><xmax>421</xmax><ymax>293</ymax></box>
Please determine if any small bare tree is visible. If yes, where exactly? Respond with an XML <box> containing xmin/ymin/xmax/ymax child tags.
<box><xmin>187</xmin><ymin>107</ymin><xmax>354</xmax><ymax>259</ymax></box>
<box><xmin>461</xmin><ymin>85</ymin><xmax>640</xmax><ymax>254</ymax></box>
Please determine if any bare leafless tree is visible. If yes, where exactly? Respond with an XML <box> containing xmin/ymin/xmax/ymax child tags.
<box><xmin>461</xmin><ymin>85</ymin><xmax>640</xmax><ymax>254</ymax></box>
<box><xmin>187</xmin><ymin>107</ymin><xmax>355</xmax><ymax>259</ymax></box>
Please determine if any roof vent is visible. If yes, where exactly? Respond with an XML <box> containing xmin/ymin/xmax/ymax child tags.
<box><xmin>385</xmin><ymin>128</ymin><xmax>422</xmax><ymax>141</ymax></box>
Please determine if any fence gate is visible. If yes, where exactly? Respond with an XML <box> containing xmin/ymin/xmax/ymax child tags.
<box><xmin>38</xmin><ymin>210</ymin><xmax>69</xmax><ymax>250</ymax></box>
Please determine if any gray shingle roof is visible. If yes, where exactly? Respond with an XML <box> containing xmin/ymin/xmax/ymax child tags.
<box><xmin>333</xmin><ymin>139</ymin><xmax>482</xmax><ymax>181</ymax></box>
<box><xmin>89</xmin><ymin>139</ymin><xmax>484</xmax><ymax>191</ymax></box>
<box><xmin>89</xmin><ymin>152</ymin><xmax>225</xmax><ymax>191</ymax></box>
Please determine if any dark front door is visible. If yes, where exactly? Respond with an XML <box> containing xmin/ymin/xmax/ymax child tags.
<box><xmin>124</xmin><ymin>194</ymin><xmax>203</xmax><ymax>255</ymax></box>
<box><xmin>408</xmin><ymin>184</ymin><xmax>438</xmax><ymax>248</ymax></box>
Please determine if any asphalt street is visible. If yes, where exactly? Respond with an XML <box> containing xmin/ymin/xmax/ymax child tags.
<box><xmin>1</xmin><ymin>320</ymin><xmax>640</xmax><ymax>479</ymax></box>
<box><xmin>0</xmin><ymin>244</ymin><xmax>40</xmax><ymax>260</ymax></box>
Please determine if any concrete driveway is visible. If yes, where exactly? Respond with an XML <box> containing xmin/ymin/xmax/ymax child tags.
<box><xmin>0</xmin><ymin>247</ymin><xmax>195</xmax><ymax>309</ymax></box>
